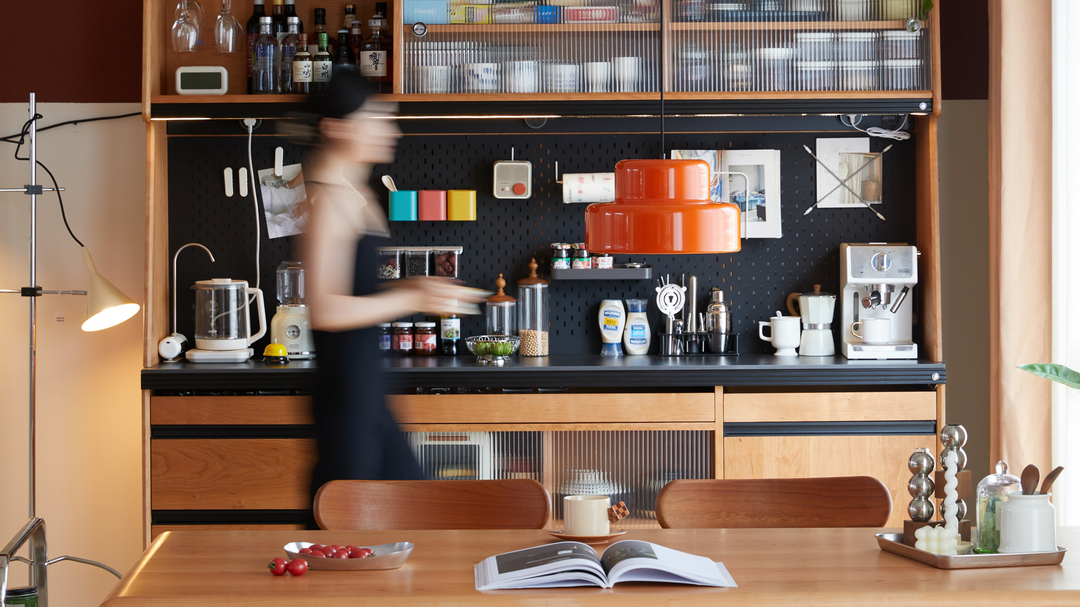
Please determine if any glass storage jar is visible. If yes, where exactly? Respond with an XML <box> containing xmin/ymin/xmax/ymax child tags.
<box><xmin>838</xmin><ymin>32</ymin><xmax>879</xmax><ymax>61</ymax></box>
<box><xmin>975</xmin><ymin>461</ymin><xmax>1022</xmax><ymax>553</ymax></box>
<box><xmin>486</xmin><ymin>273</ymin><xmax>517</xmax><ymax>336</ymax></box>
<box><xmin>378</xmin><ymin>323</ymin><xmax>393</xmax><ymax>353</ymax></box>
<box><xmin>517</xmin><ymin>258</ymin><xmax>549</xmax><ymax>356</ymax></box>
<box><xmin>795</xmin><ymin>32</ymin><xmax>836</xmax><ymax>62</ymax></box>
<box><xmin>391</xmin><ymin>322</ymin><xmax>414</xmax><ymax>356</ymax></box>
<box><xmin>839</xmin><ymin>61</ymin><xmax>880</xmax><ymax>90</ymax></box>
<box><xmin>755</xmin><ymin>47</ymin><xmax>795</xmax><ymax>91</ymax></box>
<box><xmin>835</xmin><ymin>0</ymin><xmax>871</xmax><ymax>20</ymax></box>
<box><xmin>883</xmin><ymin>59</ymin><xmax>922</xmax><ymax>90</ymax></box>
<box><xmin>404</xmin><ymin>247</ymin><xmax>431</xmax><ymax>277</ymax></box>
<box><xmin>414</xmin><ymin>322</ymin><xmax>438</xmax><ymax>355</ymax></box>
<box><xmin>881</xmin><ymin>0</ymin><xmax>916</xmax><ymax>19</ymax></box>
<box><xmin>376</xmin><ymin>247</ymin><xmax>402</xmax><ymax>280</ymax></box>
<box><xmin>796</xmin><ymin>61</ymin><xmax>836</xmax><ymax>91</ymax></box>
<box><xmin>720</xmin><ymin>45</ymin><xmax>750</xmax><ymax>91</ymax></box>
<box><xmin>431</xmin><ymin>247</ymin><xmax>462</xmax><ymax>278</ymax></box>
<box><xmin>882</xmin><ymin>30</ymin><xmax>921</xmax><ymax>60</ymax></box>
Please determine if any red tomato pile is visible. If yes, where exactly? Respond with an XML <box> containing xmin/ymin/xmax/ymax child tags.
<box><xmin>268</xmin><ymin>557</ymin><xmax>307</xmax><ymax>576</ymax></box>
<box><xmin>298</xmin><ymin>544</ymin><xmax>376</xmax><ymax>559</ymax></box>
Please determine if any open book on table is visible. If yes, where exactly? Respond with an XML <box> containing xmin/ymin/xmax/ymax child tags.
<box><xmin>474</xmin><ymin>540</ymin><xmax>737</xmax><ymax>590</ymax></box>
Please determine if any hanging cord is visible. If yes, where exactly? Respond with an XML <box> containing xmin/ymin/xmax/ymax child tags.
<box><xmin>0</xmin><ymin>112</ymin><xmax>140</xmax><ymax>144</ymax></box>
<box><xmin>841</xmin><ymin>114</ymin><xmax>911</xmax><ymax>141</ymax></box>
<box><xmin>659</xmin><ymin>0</ymin><xmax>665</xmax><ymax>158</ymax></box>
<box><xmin>244</xmin><ymin>119</ymin><xmax>261</xmax><ymax>292</ymax></box>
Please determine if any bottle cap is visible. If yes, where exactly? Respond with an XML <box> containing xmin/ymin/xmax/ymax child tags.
<box><xmin>416</xmin><ymin>322</ymin><xmax>436</xmax><ymax>328</ymax></box>
<box><xmin>260</xmin><ymin>16</ymin><xmax>272</xmax><ymax>23</ymax></box>
<box><xmin>378</xmin><ymin>323</ymin><xmax>391</xmax><ymax>328</ymax></box>
<box><xmin>346</xmin><ymin>3</ymin><xmax>356</xmax><ymax>11</ymax></box>
<box><xmin>314</xmin><ymin>8</ymin><xmax>326</xmax><ymax>20</ymax></box>
<box><xmin>287</xmin><ymin>16</ymin><xmax>299</xmax><ymax>23</ymax></box>
<box><xmin>392</xmin><ymin>322</ymin><xmax>414</xmax><ymax>328</ymax></box>
<box><xmin>318</xmin><ymin>32</ymin><xmax>329</xmax><ymax>44</ymax></box>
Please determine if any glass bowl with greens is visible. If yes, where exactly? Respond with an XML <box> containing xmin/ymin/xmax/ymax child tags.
<box><xmin>465</xmin><ymin>335</ymin><xmax>520</xmax><ymax>365</ymax></box>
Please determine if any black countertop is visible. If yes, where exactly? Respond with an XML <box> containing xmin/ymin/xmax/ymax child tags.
<box><xmin>142</xmin><ymin>355</ymin><xmax>945</xmax><ymax>391</ymax></box>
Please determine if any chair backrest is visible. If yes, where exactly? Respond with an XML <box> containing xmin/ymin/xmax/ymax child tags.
<box><xmin>313</xmin><ymin>479</ymin><xmax>551</xmax><ymax>530</ymax></box>
<box><xmin>655</xmin><ymin>476</ymin><xmax>892</xmax><ymax>529</ymax></box>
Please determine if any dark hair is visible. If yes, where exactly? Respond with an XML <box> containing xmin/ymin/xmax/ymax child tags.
<box><xmin>280</xmin><ymin>71</ymin><xmax>376</xmax><ymax>145</ymax></box>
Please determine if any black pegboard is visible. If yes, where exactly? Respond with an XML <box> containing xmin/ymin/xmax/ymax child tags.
<box><xmin>167</xmin><ymin>125</ymin><xmax>916</xmax><ymax>356</ymax></box>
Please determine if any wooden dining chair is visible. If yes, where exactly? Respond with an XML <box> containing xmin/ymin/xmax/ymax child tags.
<box><xmin>313</xmin><ymin>479</ymin><xmax>551</xmax><ymax>530</ymax></box>
<box><xmin>655</xmin><ymin>476</ymin><xmax>892</xmax><ymax>529</ymax></box>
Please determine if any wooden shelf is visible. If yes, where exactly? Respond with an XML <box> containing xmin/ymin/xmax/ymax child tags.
<box><xmin>670</xmin><ymin>19</ymin><xmax>926</xmax><ymax>31</ymax></box>
<box><xmin>151</xmin><ymin>94</ymin><xmax>309</xmax><ymax>105</ymax></box>
<box><xmin>420</xmin><ymin>22</ymin><xmax>661</xmax><ymax>33</ymax></box>
<box><xmin>551</xmin><ymin>266</ymin><xmax>654</xmax><ymax>280</ymax></box>
<box><xmin>663</xmin><ymin>90</ymin><xmax>932</xmax><ymax>100</ymax></box>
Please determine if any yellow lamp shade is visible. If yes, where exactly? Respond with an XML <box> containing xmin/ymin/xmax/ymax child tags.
<box><xmin>81</xmin><ymin>247</ymin><xmax>140</xmax><ymax>332</ymax></box>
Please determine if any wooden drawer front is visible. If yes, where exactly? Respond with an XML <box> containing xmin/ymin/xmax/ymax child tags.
<box><xmin>723</xmin><ymin>391</ymin><xmax>936</xmax><ymax>423</ymax></box>
<box><xmin>724</xmin><ymin>435</ymin><xmax>936</xmax><ymax>528</ymax></box>
<box><xmin>388</xmin><ymin>393</ymin><xmax>715</xmax><ymax>424</ymax></box>
<box><xmin>151</xmin><ymin>524</ymin><xmax>306</xmax><ymax>541</ymax></box>
<box><xmin>151</xmin><ymin>439</ymin><xmax>317</xmax><ymax>510</ymax></box>
<box><xmin>151</xmin><ymin>396</ymin><xmax>314</xmax><ymax>425</ymax></box>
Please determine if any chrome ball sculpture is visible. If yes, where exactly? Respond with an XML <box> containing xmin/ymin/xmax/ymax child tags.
<box><xmin>907</xmin><ymin>447</ymin><xmax>936</xmax><ymax>522</ymax></box>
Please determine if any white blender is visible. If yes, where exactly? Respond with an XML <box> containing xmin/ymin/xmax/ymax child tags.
<box><xmin>839</xmin><ymin>243</ymin><xmax>919</xmax><ymax>360</ymax></box>
<box><xmin>786</xmin><ymin>284</ymin><xmax>837</xmax><ymax>356</ymax></box>
<box><xmin>186</xmin><ymin>278</ymin><xmax>267</xmax><ymax>362</ymax></box>
<box><xmin>271</xmin><ymin>261</ymin><xmax>315</xmax><ymax>359</ymax></box>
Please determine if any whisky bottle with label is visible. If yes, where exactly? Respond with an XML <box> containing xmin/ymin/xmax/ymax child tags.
<box><xmin>359</xmin><ymin>2</ymin><xmax>392</xmax><ymax>93</ymax></box>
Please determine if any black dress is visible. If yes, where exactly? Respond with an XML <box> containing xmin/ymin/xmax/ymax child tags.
<box><xmin>309</xmin><ymin>208</ymin><xmax>425</xmax><ymax>501</ymax></box>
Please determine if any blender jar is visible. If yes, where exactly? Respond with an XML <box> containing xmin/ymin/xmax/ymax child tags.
<box><xmin>517</xmin><ymin>258</ymin><xmax>549</xmax><ymax>356</ymax></box>
<box><xmin>276</xmin><ymin>260</ymin><xmax>305</xmax><ymax>304</ymax></box>
<box><xmin>486</xmin><ymin>273</ymin><xmax>517</xmax><ymax>336</ymax></box>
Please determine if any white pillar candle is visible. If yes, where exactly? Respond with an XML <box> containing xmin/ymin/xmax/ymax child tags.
<box><xmin>944</xmin><ymin>450</ymin><xmax>959</xmax><ymax>533</ymax></box>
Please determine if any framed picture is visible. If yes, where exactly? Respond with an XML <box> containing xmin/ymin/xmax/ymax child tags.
<box><xmin>671</xmin><ymin>149</ymin><xmax>723</xmax><ymax>201</ymax></box>
<box><xmin>721</xmin><ymin>149</ymin><xmax>782</xmax><ymax>239</ymax></box>
<box><xmin>258</xmin><ymin>163</ymin><xmax>309</xmax><ymax>239</ymax></box>
<box><xmin>814</xmin><ymin>137</ymin><xmax>873</xmax><ymax>209</ymax></box>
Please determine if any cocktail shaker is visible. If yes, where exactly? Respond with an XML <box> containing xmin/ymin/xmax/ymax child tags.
<box><xmin>706</xmin><ymin>287</ymin><xmax>732</xmax><ymax>353</ymax></box>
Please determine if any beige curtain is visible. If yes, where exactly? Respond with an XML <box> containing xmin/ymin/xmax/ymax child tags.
<box><xmin>988</xmin><ymin>0</ymin><xmax>1053</xmax><ymax>473</ymax></box>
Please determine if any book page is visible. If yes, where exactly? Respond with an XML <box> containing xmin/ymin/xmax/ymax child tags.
<box><xmin>475</xmin><ymin>542</ymin><xmax>606</xmax><ymax>590</ymax></box>
<box><xmin>602</xmin><ymin>541</ymin><xmax>738</xmax><ymax>588</ymax></box>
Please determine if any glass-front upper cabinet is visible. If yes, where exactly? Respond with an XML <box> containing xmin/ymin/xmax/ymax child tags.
<box><xmin>669</xmin><ymin>0</ymin><xmax>931</xmax><ymax>94</ymax></box>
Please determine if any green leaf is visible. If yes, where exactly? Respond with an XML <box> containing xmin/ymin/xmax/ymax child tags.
<box><xmin>1019</xmin><ymin>363</ymin><xmax>1080</xmax><ymax>390</ymax></box>
<box><xmin>921</xmin><ymin>0</ymin><xmax>933</xmax><ymax>20</ymax></box>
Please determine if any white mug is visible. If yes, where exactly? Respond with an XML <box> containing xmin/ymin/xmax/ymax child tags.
<box><xmin>850</xmin><ymin>317</ymin><xmax>891</xmax><ymax>344</ymax></box>
<box><xmin>998</xmin><ymin>491</ymin><xmax>1057</xmax><ymax>553</ymax></box>
<box><xmin>759</xmin><ymin>315</ymin><xmax>801</xmax><ymax>356</ymax></box>
<box><xmin>464</xmin><ymin>63</ymin><xmax>498</xmax><ymax>92</ymax></box>
<box><xmin>504</xmin><ymin>61</ymin><xmax>538</xmax><ymax>93</ymax></box>
<box><xmin>564</xmin><ymin>495</ymin><xmax>610</xmax><ymax>536</ymax></box>
<box><xmin>543</xmin><ymin>63</ymin><xmax>580</xmax><ymax>93</ymax></box>
<box><xmin>613</xmin><ymin>56</ymin><xmax>641</xmax><ymax>92</ymax></box>
<box><xmin>418</xmin><ymin>65</ymin><xmax>450</xmax><ymax>94</ymax></box>
<box><xmin>584</xmin><ymin>62</ymin><xmax>611</xmax><ymax>92</ymax></box>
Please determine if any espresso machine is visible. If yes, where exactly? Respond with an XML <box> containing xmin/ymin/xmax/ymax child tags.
<box><xmin>839</xmin><ymin>243</ymin><xmax>918</xmax><ymax>359</ymax></box>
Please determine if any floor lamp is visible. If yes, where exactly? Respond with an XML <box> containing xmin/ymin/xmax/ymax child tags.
<box><xmin>0</xmin><ymin>93</ymin><xmax>141</xmax><ymax>607</ymax></box>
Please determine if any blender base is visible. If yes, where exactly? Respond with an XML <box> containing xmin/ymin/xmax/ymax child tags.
<box><xmin>186</xmin><ymin>348</ymin><xmax>254</xmax><ymax>363</ymax></box>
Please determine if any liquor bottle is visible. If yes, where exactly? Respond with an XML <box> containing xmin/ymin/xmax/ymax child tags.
<box><xmin>311</xmin><ymin>8</ymin><xmax>331</xmax><ymax>55</ymax></box>
<box><xmin>359</xmin><ymin>3</ymin><xmax>392</xmax><ymax>93</ymax></box>
<box><xmin>349</xmin><ymin>20</ymin><xmax>363</xmax><ymax>68</ymax></box>
<box><xmin>271</xmin><ymin>0</ymin><xmax>286</xmax><ymax>39</ymax></box>
<box><xmin>440</xmin><ymin>310</ymin><xmax>461</xmax><ymax>356</ymax></box>
<box><xmin>283</xmin><ymin>0</ymin><xmax>303</xmax><ymax>33</ymax></box>
<box><xmin>252</xmin><ymin>16</ymin><xmax>282</xmax><ymax>93</ymax></box>
<box><xmin>246</xmin><ymin>0</ymin><xmax>267</xmax><ymax>93</ymax></box>
<box><xmin>342</xmin><ymin>4</ymin><xmax>357</xmax><ymax>31</ymax></box>
<box><xmin>280</xmin><ymin>17</ymin><xmax>301</xmax><ymax>93</ymax></box>
<box><xmin>292</xmin><ymin>33</ymin><xmax>312</xmax><ymax>94</ymax></box>
<box><xmin>313</xmin><ymin>32</ymin><xmax>333</xmax><ymax>93</ymax></box>
<box><xmin>333</xmin><ymin>30</ymin><xmax>355</xmax><ymax>74</ymax></box>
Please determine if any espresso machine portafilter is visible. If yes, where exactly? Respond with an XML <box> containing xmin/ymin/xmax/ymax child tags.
<box><xmin>839</xmin><ymin>243</ymin><xmax>919</xmax><ymax>360</ymax></box>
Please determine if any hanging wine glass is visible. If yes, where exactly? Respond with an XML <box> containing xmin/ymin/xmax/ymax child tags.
<box><xmin>215</xmin><ymin>0</ymin><xmax>245</xmax><ymax>53</ymax></box>
<box><xmin>174</xmin><ymin>0</ymin><xmax>205</xmax><ymax>48</ymax></box>
<box><xmin>171</xmin><ymin>0</ymin><xmax>200</xmax><ymax>52</ymax></box>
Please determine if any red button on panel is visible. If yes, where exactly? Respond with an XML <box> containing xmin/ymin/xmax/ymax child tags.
<box><xmin>513</xmin><ymin>183</ymin><xmax>527</xmax><ymax>195</ymax></box>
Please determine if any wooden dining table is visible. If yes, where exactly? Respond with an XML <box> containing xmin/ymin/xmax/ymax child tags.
<box><xmin>101</xmin><ymin>527</ymin><xmax>1080</xmax><ymax>606</ymax></box>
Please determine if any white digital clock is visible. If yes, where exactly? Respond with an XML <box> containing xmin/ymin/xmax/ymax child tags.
<box><xmin>175</xmin><ymin>66</ymin><xmax>229</xmax><ymax>95</ymax></box>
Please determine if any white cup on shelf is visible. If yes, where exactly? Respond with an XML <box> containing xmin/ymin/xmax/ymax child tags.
<box><xmin>584</xmin><ymin>62</ymin><xmax>612</xmax><ymax>93</ymax></box>
<box><xmin>464</xmin><ymin>63</ymin><xmax>499</xmax><ymax>93</ymax></box>
<box><xmin>759</xmin><ymin>314</ymin><xmax>801</xmax><ymax>356</ymax></box>
<box><xmin>850</xmin><ymin>317</ymin><xmax>891</xmax><ymax>344</ymax></box>
<box><xmin>504</xmin><ymin>61</ymin><xmax>539</xmax><ymax>93</ymax></box>
<box><xmin>543</xmin><ymin>63</ymin><xmax>580</xmax><ymax>93</ymax></box>
<box><xmin>613</xmin><ymin>56</ymin><xmax>641</xmax><ymax>92</ymax></box>
<box><xmin>418</xmin><ymin>65</ymin><xmax>451</xmax><ymax>94</ymax></box>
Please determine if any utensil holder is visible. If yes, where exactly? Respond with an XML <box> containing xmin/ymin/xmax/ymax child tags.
<box><xmin>389</xmin><ymin>190</ymin><xmax>418</xmax><ymax>221</ymax></box>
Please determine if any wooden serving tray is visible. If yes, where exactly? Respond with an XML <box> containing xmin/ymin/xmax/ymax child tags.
<box><xmin>876</xmin><ymin>533</ymin><xmax>1067</xmax><ymax>569</ymax></box>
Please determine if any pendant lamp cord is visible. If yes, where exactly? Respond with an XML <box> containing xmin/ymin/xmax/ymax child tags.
<box><xmin>659</xmin><ymin>0</ymin><xmax>665</xmax><ymax>159</ymax></box>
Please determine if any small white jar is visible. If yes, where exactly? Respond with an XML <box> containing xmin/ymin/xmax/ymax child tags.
<box><xmin>998</xmin><ymin>491</ymin><xmax>1057</xmax><ymax>554</ymax></box>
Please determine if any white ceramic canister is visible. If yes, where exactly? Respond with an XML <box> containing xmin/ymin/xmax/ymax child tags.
<box><xmin>998</xmin><ymin>491</ymin><xmax>1057</xmax><ymax>553</ymax></box>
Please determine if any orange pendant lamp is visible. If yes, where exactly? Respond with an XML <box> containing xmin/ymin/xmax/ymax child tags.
<box><xmin>585</xmin><ymin>159</ymin><xmax>741</xmax><ymax>254</ymax></box>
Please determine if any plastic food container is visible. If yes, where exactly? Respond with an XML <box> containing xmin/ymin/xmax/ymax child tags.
<box><xmin>795</xmin><ymin>32</ymin><xmax>836</xmax><ymax>62</ymax></box>
<box><xmin>836</xmin><ymin>0</ymin><xmax>871</xmax><ymax>20</ymax></box>
<box><xmin>838</xmin><ymin>32</ymin><xmax>879</xmax><ymax>61</ymax></box>
<box><xmin>883</xmin><ymin>30</ymin><xmax>921</xmax><ymax>60</ymax></box>
<box><xmin>796</xmin><ymin>61</ymin><xmax>836</xmax><ymax>91</ymax></box>
<box><xmin>839</xmin><ymin>60</ymin><xmax>879</xmax><ymax>90</ymax></box>
<box><xmin>404</xmin><ymin>247</ymin><xmax>431</xmax><ymax>277</ymax></box>
<box><xmin>755</xmin><ymin>47</ymin><xmax>795</xmax><ymax>91</ymax></box>
<box><xmin>882</xmin><ymin>59</ymin><xmax>922</xmax><ymax>90</ymax></box>
<box><xmin>720</xmin><ymin>46</ymin><xmax>750</xmax><ymax>91</ymax></box>
<box><xmin>376</xmin><ymin>247</ymin><xmax>402</xmax><ymax>280</ymax></box>
<box><xmin>431</xmin><ymin>247</ymin><xmax>462</xmax><ymax>278</ymax></box>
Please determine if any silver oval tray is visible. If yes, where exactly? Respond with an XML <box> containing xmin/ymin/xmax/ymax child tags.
<box><xmin>876</xmin><ymin>533</ymin><xmax>1066</xmax><ymax>569</ymax></box>
<box><xmin>284</xmin><ymin>541</ymin><xmax>414</xmax><ymax>571</ymax></box>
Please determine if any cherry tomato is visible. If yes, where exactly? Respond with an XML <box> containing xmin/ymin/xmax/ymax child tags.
<box><xmin>345</xmin><ymin>545</ymin><xmax>360</xmax><ymax>555</ymax></box>
<box><xmin>350</xmin><ymin>548</ymin><xmax>374</xmax><ymax>559</ymax></box>
<box><xmin>334</xmin><ymin>551</ymin><xmax>349</xmax><ymax>559</ymax></box>
<box><xmin>330</xmin><ymin>545</ymin><xmax>342</xmax><ymax>552</ymax></box>
<box><xmin>322</xmin><ymin>548</ymin><xmax>337</xmax><ymax>557</ymax></box>
<box><xmin>298</xmin><ymin>548</ymin><xmax>313</xmax><ymax>555</ymax></box>
<box><xmin>308</xmin><ymin>550</ymin><xmax>325</xmax><ymax>558</ymax></box>
<box><xmin>287</xmin><ymin>558</ymin><xmax>308</xmax><ymax>576</ymax></box>
<box><xmin>308</xmin><ymin>544</ymin><xmax>324</xmax><ymax>551</ymax></box>
<box><xmin>268</xmin><ymin>557</ymin><xmax>288</xmax><ymax>576</ymax></box>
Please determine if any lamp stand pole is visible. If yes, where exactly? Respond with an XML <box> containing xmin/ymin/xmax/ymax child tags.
<box><xmin>0</xmin><ymin>93</ymin><xmax>122</xmax><ymax>607</ymax></box>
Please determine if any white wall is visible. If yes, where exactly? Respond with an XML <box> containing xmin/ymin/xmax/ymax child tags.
<box><xmin>0</xmin><ymin>103</ymin><xmax>144</xmax><ymax>605</ymax></box>
<box><xmin>938</xmin><ymin>99</ymin><xmax>992</xmax><ymax>481</ymax></box>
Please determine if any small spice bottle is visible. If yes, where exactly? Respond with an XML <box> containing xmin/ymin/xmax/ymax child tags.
<box><xmin>572</xmin><ymin>243</ymin><xmax>591</xmax><ymax>269</ymax></box>
<box><xmin>391</xmin><ymin>322</ymin><xmax>414</xmax><ymax>356</ymax></box>
<box><xmin>377</xmin><ymin>323</ymin><xmax>393</xmax><ymax>353</ymax></box>
<box><xmin>550</xmin><ymin>243</ymin><xmax>571</xmax><ymax>270</ymax></box>
<box><xmin>414</xmin><ymin>322</ymin><xmax>437</xmax><ymax>355</ymax></box>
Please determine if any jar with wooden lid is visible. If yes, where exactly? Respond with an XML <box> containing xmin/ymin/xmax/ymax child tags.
<box><xmin>486</xmin><ymin>273</ymin><xmax>518</xmax><ymax>336</ymax></box>
<box><xmin>517</xmin><ymin>258</ymin><xmax>549</xmax><ymax>356</ymax></box>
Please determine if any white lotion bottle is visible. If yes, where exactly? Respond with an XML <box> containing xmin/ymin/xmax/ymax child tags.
<box><xmin>624</xmin><ymin>298</ymin><xmax>651</xmax><ymax>355</ymax></box>
<box><xmin>598</xmin><ymin>299</ymin><xmax>626</xmax><ymax>356</ymax></box>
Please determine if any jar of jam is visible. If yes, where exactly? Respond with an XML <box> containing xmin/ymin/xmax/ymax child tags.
<box><xmin>378</xmin><ymin>323</ymin><xmax>393</xmax><ymax>353</ymax></box>
<box><xmin>572</xmin><ymin>243</ymin><xmax>591</xmax><ymax>269</ymax></box>
<box><xmin>414</xmin><ymin>322</ymin><xmax>438</xmax><ymax>355</ymax></box>
<box><xmin>391</xmin><ymin>322</ymin><xmax>414</xmax><ymax>356</ymax></box>
<box><xmin>550</xmin><ymin>243</ymin><xmax>571</xmax><ymax>270</ymax></box>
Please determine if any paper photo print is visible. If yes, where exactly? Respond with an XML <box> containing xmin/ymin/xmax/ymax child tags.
<box><xmin>258</xmin><ymin>163</ymin><xmax>308</xmax><ymax>239</ymax></box>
